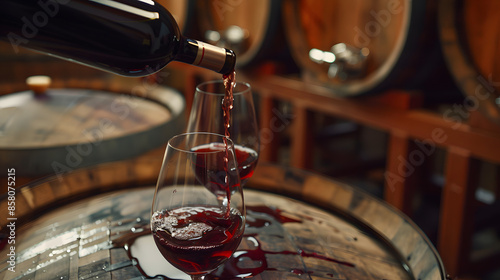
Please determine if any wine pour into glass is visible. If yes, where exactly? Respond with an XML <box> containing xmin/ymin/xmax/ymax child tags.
<box><xmin>187</xmin><ymin>80</ymin><xmax>260</xmax><ymax>187</ymax></box>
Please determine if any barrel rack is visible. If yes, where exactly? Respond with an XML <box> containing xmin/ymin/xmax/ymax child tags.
<box><xmin>172</xmin><ymin>63</ymin><xmax>500</xmax><ymax>279</ymax></box>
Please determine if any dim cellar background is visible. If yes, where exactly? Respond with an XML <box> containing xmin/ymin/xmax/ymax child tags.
<box><xmin>1</xmin><ymin>0</ymin><xmax>499</xmax><ymax>280</ymax></box>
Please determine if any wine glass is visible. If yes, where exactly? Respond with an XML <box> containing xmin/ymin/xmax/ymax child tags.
<box><xmin>187</xmin><ymin>80</ymin><xmax>260</xmax><ymax>186</ymax></box>
<box><xmin>151</xmin><ymin>132</ymin><xmax>245</xmax><ymax>280</ymax></box>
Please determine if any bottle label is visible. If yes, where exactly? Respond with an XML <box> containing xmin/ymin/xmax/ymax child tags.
<box><xmin>193</xmin><ymin>41</ymin><xmax>226</xmax><ymax>73</ymax></box>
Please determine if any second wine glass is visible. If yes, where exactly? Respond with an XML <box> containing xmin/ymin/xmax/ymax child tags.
<box><xmin>187</xmin><ymin>80</ymin><xmax>260</xmax><ymax>186</ymax></box>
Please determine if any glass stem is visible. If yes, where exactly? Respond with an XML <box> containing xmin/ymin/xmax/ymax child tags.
<box><xmin>191</xmin><ymin>275</ymin><xmax>206</xmax><ymax>280</ymax></box>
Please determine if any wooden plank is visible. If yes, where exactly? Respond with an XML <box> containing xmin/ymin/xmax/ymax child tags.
<box><xmin>384</xmin><ymin>132</ymin><xmax>415</xmax><ymax>216</ymax></box>
<box><xmin>258</xmin><ymin>94</ymin><xmax>280</xmax><ymax>162</ymax></box>
<box><xmin>438</xmin><ymin>147</ymin><xmax>478</xmax><ymax>277</ymax></box>
<box><xmin>290</xmin><ymin>104</ymin><xmax>314</xmax><ymax>169</ymax></box>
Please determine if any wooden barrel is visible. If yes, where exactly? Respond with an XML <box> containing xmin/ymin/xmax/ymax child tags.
<box><xmin>0</xmin><ymin>78</ymin><xmax>185</xmax><ymax>182</ymax></box>
<box><xmin>193</xmin><ymin>0</ymin><xmax>286</xmax><ymax>68</ymax></box>
<box><xmin>283</xmin><ymin>0</ymin><xmax>450</xmax><ymax>97</ymax></box>
<box><xmin>438</xmin><ymin>0</ymin><xmax>500</xmax><ymax>125</ymax></box>
<box><xmin>0</xmin><ymin>163</ymin><xmax>446</xmax><ymax>279</ymax></box>
<box><xmin>156</xmin><ymin>0</ymin><xmax>194</xmax><ymax>35</ymax></box>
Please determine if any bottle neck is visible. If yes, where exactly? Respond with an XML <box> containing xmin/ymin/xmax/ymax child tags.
<box><xmin>176</xmin><ymin>38</ymin><xmax>236</xmax><ymax>74</ymax></box>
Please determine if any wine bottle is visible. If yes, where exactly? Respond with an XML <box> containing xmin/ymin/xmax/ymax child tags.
<box><xmin>0</xmin><ymin>0</ymin><xmax>236</xmax><ymax>76</ymax></box>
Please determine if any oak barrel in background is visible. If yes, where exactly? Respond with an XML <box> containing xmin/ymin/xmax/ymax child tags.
<box><xmin>0</xmin><ymin>163</ymin><xmax>446</xmax><ymax>279</ymax></box>
<box><xmin>283</xmin><ymin>0</ymin><xmax>455</xmax><ymax>99</ymax></box>
<box><xmin>439</xmin><ymin>0</ymin><xmax>500</xmax><ymax>125</ymax></box>
<box><xmin>193</xmin><ymin>0</ymin><xmax>290</xmax><ymax>68</ymax></box>
<box><xmin>156</xmin><ymin>0</ymin><xmax>194</xmax><ymax>35</ymax></box>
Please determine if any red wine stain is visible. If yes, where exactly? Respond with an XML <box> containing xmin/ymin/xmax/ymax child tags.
<box><xmin>245</xmin><ymin>205</ymin><xmax>302</xmax><ymax>228</ymax></box>
<box><xmin>209</xmin><ymin>234</ymin><xmax>354</xmax><ymax>279</ymax></box>
<box><xmin>247</xmin><ymin>205</ymin><xmax>344</xmax><ymax>235</ymax></box>
<box><xmin>208</xmin><ymin>205</ymin><xmax>354</xmax><ymax>279</ymax></box>
<box><xmin>290</xmin><ymin>268</ymin><xmax>306</xmax><ymax>275</ymax></box>
<box><xmin>117</xmin><ymin>205</ymin><xmax>355</xmax><ymax>279</ymax></box>
<box><xmin>298</xmin><ymin>250</ymin><xmax>355</xmax><ymax>267</ymax></box>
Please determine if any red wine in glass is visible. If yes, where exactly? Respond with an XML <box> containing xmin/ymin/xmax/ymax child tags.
<box><xmin>234</xmin><ymin>145</ymin><xmax>258</xmax><ymax>184</ymax></box>
<box><xmin>192</xmin><ymin>144</ymin><xmax>257</xmax><ymax>192</ymax></box>
<box><xmin>187</xmin><ymin>74</ymin><xmax>260</xmax><ymax>189</ymax></box>
<box><xmin>153</xmin><ymin>96</ymin><xmax>244</xmax><ymax>280</ymax></box>
<box><xmin>222</xmin><ymin>70</ymin><xmax>260</xmax><ymax>185</ymax></box>
<box><xmin>151</xmin><ymin>206</ymin><xmax>244</xmax><ymax>275</ymax></box>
